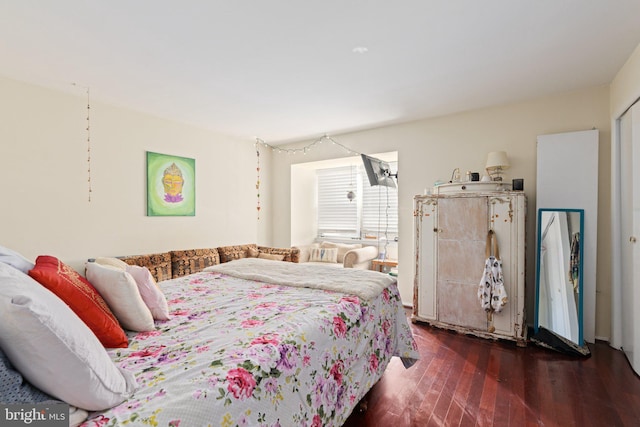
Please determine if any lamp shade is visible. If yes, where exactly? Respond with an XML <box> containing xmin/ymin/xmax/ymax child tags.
<box><xmin>485</xmin><ymin>151</ymin><xmax>510</xmax><ymax>171</ymax></box>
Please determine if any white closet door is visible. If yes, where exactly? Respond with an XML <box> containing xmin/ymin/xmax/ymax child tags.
<box><xmin>620</xmin><ymin>103</ymin><xmax>640</xmax><ymax>374</ymax></box>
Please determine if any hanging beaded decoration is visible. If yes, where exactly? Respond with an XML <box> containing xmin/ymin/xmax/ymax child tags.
<box><xmin>255</xmin><ymin>139</ymin><xmax>261</xmax><ymax>220</ymax></box>
<box><xmin>73</xmin><ymin>83</ymin><xmax>92</xmax><ymax>202</ymax></box>
<box><xmin>86</xmin><ymin>87</ymin><xmax>92</xmax><ymax>202</ymax></box>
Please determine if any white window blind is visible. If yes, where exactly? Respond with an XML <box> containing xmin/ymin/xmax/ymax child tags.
<box><xmin>362</xmin><ymin>168</ymin><xmax>398</xmax><ymax>235</ymax></box>
<box><xmin>316</xmin><ymin>162</ymin><xmax>398</xmax><ymax>238</ymax></box>
<box><xmin>317</xmin><ymin>166</ymin><xmax>359</xmax><ymax>235</ymax></box>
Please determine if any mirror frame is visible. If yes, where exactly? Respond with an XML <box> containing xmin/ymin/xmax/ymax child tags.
<box><xmin>534</xmin><ymin>208</ymin><xmax>585</xmax><ymax>346</ymax></box>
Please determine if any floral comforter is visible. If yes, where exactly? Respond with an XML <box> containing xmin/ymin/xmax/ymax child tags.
<box><xmin>82</xmin><ymin>264</ymin><xmax>419</xmax><ymax>427</ymax></box>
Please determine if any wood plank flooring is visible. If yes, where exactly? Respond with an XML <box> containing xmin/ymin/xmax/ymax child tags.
<box><xmin>344</xmin><ymin>314</ymin><xmax>640</xmax><ymax>427</ymax></box>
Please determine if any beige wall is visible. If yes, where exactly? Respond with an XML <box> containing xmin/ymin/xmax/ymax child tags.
<box><xmin>271</xmin><ymin>85</ymin><xmax>611</xmax><ymax>335</ymax></box>
<box><xmin>5</xmin><ymin>41</ymin><xmax>636</xmax><ymax>340</ymax></box>
<box><xmin>611</xmin><ymin>43</ymin><xmax>640</xmax><ymax>119</ymax></box>
<box><xmin>0</xmin><ymin>76</ymin><xmax>262</xmax><ymax>273</ymax></box>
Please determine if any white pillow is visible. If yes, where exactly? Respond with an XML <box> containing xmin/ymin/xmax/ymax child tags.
<box><xmin>309</xmin><ymin>247</ymin><xmax>338</xmax><ymax>263</ymax></box>
<box><xmin>0</xmin><ymin>244</ymin><xmax>34</xmax><ymax>274</ymax></box>
<box><xmin>0</xmin><ymin>262</ymin><xmax>137</xmax><ymax>411</ymax></box>
<box><xmin>85</xmin><ymin>262</ymin><xmax>155</xmax><ymax>332</ymax></box>
<box><xmin>126</xmin><ymin>265</ymin><xmax>171</xmax><ymax>321</ymax></box>
<box><xmin>95</xmin><ymin>257</ymin><xmax>129</xmax><ymax>271</ymax></box>
<box><xmin>320</xmin><ymin>242</ymin><xmax>363</xmax><ymax>263</ymax></box>
<box><xmin>69</xmin><ymin>406</ymin><xmax>89</xmax><ymax>427</ymax></box>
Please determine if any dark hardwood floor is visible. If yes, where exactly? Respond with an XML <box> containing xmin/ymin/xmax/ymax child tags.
<box><xmin>344</xmin><ymin>314</ymin><xmax>640</xmax><ymax>427</ymax></box>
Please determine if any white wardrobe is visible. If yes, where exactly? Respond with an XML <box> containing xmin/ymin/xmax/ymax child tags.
<box><xmin>412</xmin><ymin>191</ymin><xmax>527</xmax><ymax>345</ymax></box>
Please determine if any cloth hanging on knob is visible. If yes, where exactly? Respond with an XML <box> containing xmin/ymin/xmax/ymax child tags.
<box><xmin>569</xmin><ymin>231</ymin><xmax>580</xmax><ymax>291</ymax></box>
<box><xmin>478</xmin><ymin>230</ymin><xmax>508</xmax><ymax>313</ymax></box>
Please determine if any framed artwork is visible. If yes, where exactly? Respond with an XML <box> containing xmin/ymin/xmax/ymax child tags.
<box><xmin>146</xmin><ymin>151</ymin><xmax>195</xmax><ymax>216</ymax></box>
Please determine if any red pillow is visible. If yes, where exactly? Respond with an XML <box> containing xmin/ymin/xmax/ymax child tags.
<box><xmin>28</xmin><ymin>255</ymin><xmax>128</xmax><ymax>348</ymax></box>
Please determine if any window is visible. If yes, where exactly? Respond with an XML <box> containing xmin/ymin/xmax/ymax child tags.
<box><xmin>317</xmin><ymin>167</ymin><xmax>359</xmax><ymax>235</ymax></box>
<box><xmin>316</xmin><ymin>162</ymin><xmax>398</xmax><ymax>239</ymax></box>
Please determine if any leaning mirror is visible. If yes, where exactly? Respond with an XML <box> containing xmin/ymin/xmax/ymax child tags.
<box><xmin>533</xmin><ymin>208</ymin><xmax>589</xmax><ymax>356</ymax></box>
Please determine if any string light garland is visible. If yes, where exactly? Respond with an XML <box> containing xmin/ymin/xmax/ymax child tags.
<box><xmin>255</xmin><ymin>134</ymin><xmax>361</xmax><ymax>156</ymax></box>
<box><xmin>254</xmin><ymin>135</ymin><xmax>361</xmax><ymax>220</ymax></box>
<box><xmin>73</xmin><ymin>83</ymin><xmax>92</xmax><ymax>202</ymax></box>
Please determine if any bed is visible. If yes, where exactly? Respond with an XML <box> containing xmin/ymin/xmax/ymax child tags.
<box><xmin>78</xmin><ymin>257</ymin><xmax>419</xmax><ymax>426</ymax></box>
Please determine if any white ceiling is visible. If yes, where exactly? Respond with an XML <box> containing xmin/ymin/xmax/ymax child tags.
<box><xmin>2</xmin><ymin>1</ymin><xmax>640</xmax><ymax>144</ymax></box>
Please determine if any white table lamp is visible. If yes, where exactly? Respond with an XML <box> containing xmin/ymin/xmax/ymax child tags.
<box><xmin>485</xmin><ymin>151</ymin><xmax>510</xmax><ymax>181</ymax></box>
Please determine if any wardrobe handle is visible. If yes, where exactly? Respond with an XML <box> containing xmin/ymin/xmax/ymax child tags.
<box><xmin>631</xmin><ymin>236</ymin><xmax>637</xmax><ymax>243</ymax></box>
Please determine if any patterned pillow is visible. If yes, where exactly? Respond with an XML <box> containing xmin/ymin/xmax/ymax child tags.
<box><xmin>28</xmin><ymin>255</ymin><xmax>128</xmax><ymax>348</ymax></box>
<box><xmin>309</xmin><ymin>247</ymin><xmax>338</xmax><ymax>263</ymax></box>
<box><xmin>170</xmin><ymin>248</ymin><xmax>220</xmax><ymax>278</ymax></box>
<box><xmin>257</xmin><ymin>246</ymin><xmax>296</xmax><ymax>262</ymax></box>
<box><xmin>320</xmin><ymin>242</ymin><xmax>363</xmax><ymax>263</ymax></box>
<box><xmin>295</xmin><ymin>243</ymin><xmax>320</xmax><ymax>263</ymax></box>
<box><xmin>217</xmin><ymin>244</ymin><xmax>258</xmax><ymax>263</ymax></box>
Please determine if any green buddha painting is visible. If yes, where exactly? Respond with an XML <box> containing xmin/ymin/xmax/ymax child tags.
<box><xmin>162</xmin><ymin>163</ymin><xmax>184</xmax><ymax>203</ymax></box>
<box><xmin>147</xmin><ymin>152</ymin><xmax>195</xmax><ymax>216</ymax></box>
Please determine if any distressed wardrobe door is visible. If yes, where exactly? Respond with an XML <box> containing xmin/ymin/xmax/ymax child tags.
<box><xmin>414</xmin><ymin>196</ymin><xmax>437</xmax><ymax>320</ymax></box>
<box><xmin>488</xmin><ymin>195</ymin><xmax>526</xmax><ymax>338</ymax></box>
<box><xmin>436</xmin><ymin>196</ymin><xmax>489</xmax><ymax>330</ymax></box>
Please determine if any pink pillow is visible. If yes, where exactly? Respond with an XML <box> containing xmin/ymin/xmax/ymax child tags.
<box><xmin>125</xmin><ymin>265</ymin><xmax>170</xmax><ymax>320</ymax></box>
